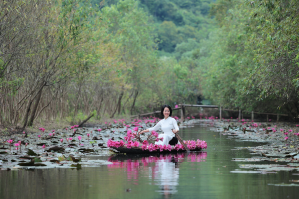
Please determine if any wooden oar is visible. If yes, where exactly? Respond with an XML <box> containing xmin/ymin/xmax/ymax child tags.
<box><xmin>175</xmin><ymin>132</ymin><xmax>190</xmax><ymax>152</ymax></box>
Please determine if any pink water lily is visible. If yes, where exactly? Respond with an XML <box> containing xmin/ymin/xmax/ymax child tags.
<box><xmin>151</xmin><ymin>131</ymin><xmax>158</xmax><ymax>137</ymax></box>
<box><xmin>14</xmin><ymin>143</ymin><xmax>20</xmax><ymax>152</ymax></box>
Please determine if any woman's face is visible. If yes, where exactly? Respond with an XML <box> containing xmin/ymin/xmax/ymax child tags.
<box><xmin>163</xmin><ymin>107</ymin><xmax>170</xmax><ymax>118</ymax></box>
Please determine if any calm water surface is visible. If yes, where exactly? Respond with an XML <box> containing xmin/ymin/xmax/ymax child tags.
<box><xmin>1</xmin><ymin>125</ymin><xmax>298</xmax><ymax>199</ymax></box>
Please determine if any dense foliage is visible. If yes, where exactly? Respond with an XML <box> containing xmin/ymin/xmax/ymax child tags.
<box><xmin>0</xmin><ymin>0</ymin><xmax>216</xmax><ymax>128</ymax></box>
<box><xmin>196</xmin><ymin>0</ymin><xmax>299</xmax><ymax>119</ymax></box>
<box><xmin>2</xmin><ymin>0</ymin><xmax>299</xmax><ymax>129</ymax></box>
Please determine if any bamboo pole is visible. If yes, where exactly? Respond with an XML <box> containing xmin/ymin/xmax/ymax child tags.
<box><xmin>175</xmin><ymin>133</ymin><xmax>189</xmax><ymax>152</ymax></box>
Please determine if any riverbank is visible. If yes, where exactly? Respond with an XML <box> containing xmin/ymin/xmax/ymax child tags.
<box><xmin>200</xmin><ymin>119</ymin><xmax>299</xmax><ymax>162</ymax></box>
<box><xmin>0</xmin><ymin>118</ymin><xmax>197</xmax><ymax>170</ymax></box>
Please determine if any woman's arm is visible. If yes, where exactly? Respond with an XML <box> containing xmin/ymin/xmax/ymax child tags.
<box><xmin>139</xmin><ymin>120</ymin><xmax>161</xmax><ymax>134</ymax></box>
<box><xmin>172</xmin><ymin>118</ymin><xmax>179</xmax><ymax>134</ymax></box>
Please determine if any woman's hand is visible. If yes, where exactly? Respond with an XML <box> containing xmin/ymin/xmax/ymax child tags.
<box><xmin>172</xmin><ymin>129</ymin><xmax>178</xmax><ymax>134</ymax></box>
<box><xmin>139</xmin><ymin>129</ymin><xmax>149</xmax><ymax>135</ymax></box>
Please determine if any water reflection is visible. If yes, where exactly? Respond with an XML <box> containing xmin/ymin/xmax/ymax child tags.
<box><xmin>108</xmin><ymin>152</ymin><xmax>207</xmax><ymax>197</ymax></box>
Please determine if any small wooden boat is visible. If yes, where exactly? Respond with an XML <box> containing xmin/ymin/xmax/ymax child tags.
<box><xmin>110</xmin><ymin>146</ymin><xmax>202</xmax><ymax>154</ymax></box>
<box><xmin>107</xmin><ymin>135</ymin><xmax>207</xmax><ymax>154</ymax></box>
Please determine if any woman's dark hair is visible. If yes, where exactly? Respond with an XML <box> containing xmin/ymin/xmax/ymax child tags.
<box><xmin>161</xmin><ymin>105</ymin><xmax>172</xmax><ymax>117</ymax></box>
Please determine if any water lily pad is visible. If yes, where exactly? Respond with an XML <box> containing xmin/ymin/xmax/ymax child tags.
<box><xmin>230</xmin><ymin>170</ymin><xmax>261</xmax><ymax>173</ymax></box>
<box><xmin>268</xmin><ymin>183</ymin><xmax>299</xmax><ymax>186</ymax></box>
<box><xmin>46</xmin><ymin>146</ymin><xmax>65</xmax><ymax>152</ymax></box>
<box><xmin>78</xmin><ymin>148</ymin><xmax>94</xmax><ymax>153</ymax></box>
<box><xmin>36</xmin><ymin>143</ymin><xmax>47</xmax><ymax>146</ymax></box>
<box><xmin>27</xmin><ymin>149</ymin><xmax>37</xmax><ymax>156</ymax></box>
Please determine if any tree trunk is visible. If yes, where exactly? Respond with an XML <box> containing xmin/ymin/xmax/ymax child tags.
<box><xmin>78</xmin><ymin>113</ymin><xmax>94</xmax><ymax>127</ymax></box>
<box><xmin>22</xmin><ymin>100</ymin><xmax>33</xmax><ymax>129</ymax></box>
<box><xmin>27</xmin><ymin>87</ymin><xmax>43</xmax><ymax>126</ymax></box>
<box><xmin>110</xmin><ymin>88</ymin><xmax>124</xmax><ymax>118</ymax></box>
<box><xmin>96</xmin><ymin>95</ymin><xmax>104</xmax><ymax>119</ymax></box>
<box><xmin>130</xmin><ymin>90</ymin><xmax>138</xmax><ymax>115</ymax></box>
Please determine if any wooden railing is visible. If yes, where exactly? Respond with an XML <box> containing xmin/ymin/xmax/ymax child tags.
<box><xmin>131</xmin><ymin>104</ymin><xmax>288</xmax><ymax>122</ymax></box>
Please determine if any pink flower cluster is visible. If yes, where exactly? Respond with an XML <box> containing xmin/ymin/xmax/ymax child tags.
<box><xmin>124</xmin><ymin>130</ymin><xmax>134</xmax><ymax>141</ymax></box>
<box><xmin>143</xmin><ymin>143</ymin><xmax>171</xmax><ymax>152</ymax></box>
<box><xmin>126</xmin><ymin>141</ymin><xmax>140</xmax><ymax>148</ymax></box>
<box><xmin>107</xmin><ymin>140</ymin><xmax>125</xmax><ymax>148</ymax></box>
<box><xmin>107</xmin><ymin>138</ymin><xmax>208</xmax><ymax>152</ymax></box>
<box><xmin>70</xmin><ymin>125</ymin><xmax>79</xmax><ymax>130</ymax></box>
<box><xmin>39</xmin><ymin>128</ymin><xmax>45</xmax><ymax>132</ymax></box>
<box><xmin>173</xmin><ymin>116</ymin><xmax>179</xmax><ymax>120</ymax></box>
<box><xmin>184</xmin><ymin>140</ymin><xmax>208</xmax><ymax>150</ymax></box>
<box><xmin>7</xmin><ymin>139</ymin><xmax>13</xmax><ymax>144</ymax></box>
<box><xmin>174</xmin><ymin>144</ymin><xmax>185</xmax><ymax>151</ymax></box>
<box><xmin>151</xmin><ymin>131</ymin><xmax>158</xmax><ymax>137</ymax></box>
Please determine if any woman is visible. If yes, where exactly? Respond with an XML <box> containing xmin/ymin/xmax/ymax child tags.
<box><xmin>139</xmin><ymin>105</ymin><xmax>179</xmax><ymax>146</ymax></box>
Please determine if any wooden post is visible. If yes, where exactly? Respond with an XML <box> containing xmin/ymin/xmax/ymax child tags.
<box><xmin>219</xmin><ymin>106</ymin><xmax>222</xmax><ymax>120</ymax></box>
<box><xmin>181</xmin><ymin>105</ymin><xmax>185</xmax><ymax>121</ymax></box>
<box><xmin>238</xmin><ymin>109</ymin><xmax>241</xmax><ymax>120</ymax></box>
<box><xmin>277</xmin><ymin>114</ymin><xmax>279</xmax><ymax>122</ymax></box>
<box><xmin>266</xmin><ymin>114</ymin><xmax>269</xmax><ymax>122</ymax></box>
<box><xmin>251</xmin><ymin>111</ymin><xmax>254</xmax><ymax>121</ymax></box>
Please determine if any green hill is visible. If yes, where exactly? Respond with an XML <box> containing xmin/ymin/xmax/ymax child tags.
<box><xmin>91</xmin><ymin>0</ymin><xmax>216</xmax><ymax>56</ymax></box>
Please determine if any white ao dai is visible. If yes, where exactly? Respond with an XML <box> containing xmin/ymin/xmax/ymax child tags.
<box><xmin>148</xmin><ymin>117</ymin><xmax>179</xmax><ymax>145</ymax></box>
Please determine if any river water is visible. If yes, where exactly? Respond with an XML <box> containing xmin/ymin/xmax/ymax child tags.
<box><xmin>1</xmin><ymin>125</ymin><xmax>298</xmax><ymax>199</ymax></box>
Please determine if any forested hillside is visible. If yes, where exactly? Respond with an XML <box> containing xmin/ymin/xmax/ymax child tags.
<box><xmin>92</xmin><ymin>0</ymin><xmax>216</xmax><ymax>56</ymax></box>
<box><xmin>1</xmin><ymin>0</ymin><xmax>215</xmax><ymax>129</ymax></box>
<box><xmin>195</xmin><ymin>0</ymin><xmax>299</xmax><ymax>119</ymax></box>
<box><xmin>1</xmin><ymin>0</ymin><xmax>299</xmax><ymax>130</ymax></box>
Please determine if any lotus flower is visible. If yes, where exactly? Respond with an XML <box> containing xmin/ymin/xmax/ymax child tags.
<box><xmin>284</xmin><ymin>137</ymin><xmax>289</xmax><ymax>140</ymax></box>
<box><xmin>151</xmin><ymin>131</ymin><xmax>158</xmax><ymax>137</ymax></box>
